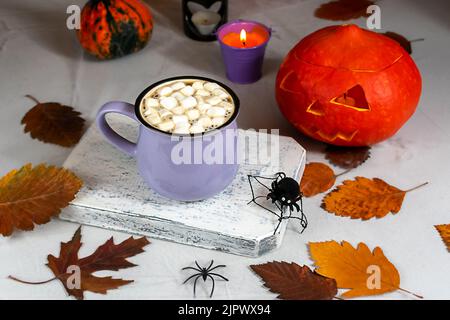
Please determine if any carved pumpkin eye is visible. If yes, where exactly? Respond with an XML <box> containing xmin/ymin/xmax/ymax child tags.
<box><xmin>305</xmin><ymin>85</ymin><xmax>370</xmax><ymax>117</ymax></box>
<box><xmin>330</xmin><ymin>85</ymin><xmax>370</xmax><ymax>111</ymax></box>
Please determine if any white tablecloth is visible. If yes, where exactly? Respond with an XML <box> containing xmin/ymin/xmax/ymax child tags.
<box><xmin>1</xmin><ymin>0</ymin><xmax>449</xmax><ymax>299</ymax></box>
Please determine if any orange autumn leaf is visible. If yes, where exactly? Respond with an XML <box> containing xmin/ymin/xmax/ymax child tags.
<box><xmin>314</xmin><ymin>0</ymin><xmax>375</xmax><ymax>21</ymax></box>
<box><xmin>10</xmin><ymin>227</ymin><xmax>150</xmax><ymax>300</ymax></box>
<box><xmin>322</xmin><ymin>177</ymin><xmax>428</xmax><ymax>220</ymax></box>
<box><xmin>251</xmin><ymin>261</ymin><xmax>337</xmax><ymax>300</ymax></box>
<box><xmin>435</xmin><ymin>224</ymin><xmax>450</xmax><ymax>252</ymax></box>
<box><xmin>21</xmin><ymin>95</ymin><xmax>85</xmax><ymax>147</ymax></box>
<box><xmin>300</xmin><ymin>162</ymin><xmax>336</xmax><ymax>197</ymax></box>
<box><xmin>309</xmin><ymin>241</ymin><xmax>421</xmax><ymax>298</ymax></box>
<box><xmin>0</xmin><ymin>163</ymin><xmax>83</xmax><ymax>236</ymax></box>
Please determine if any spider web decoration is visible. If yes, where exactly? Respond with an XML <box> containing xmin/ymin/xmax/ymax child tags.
<box><xmin>247</xmin><ymin>172</ymin><xmax>308</xmax><ymax>235</ymax></box>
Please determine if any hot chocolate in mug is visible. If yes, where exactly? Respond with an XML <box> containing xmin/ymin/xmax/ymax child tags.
<box><xmin>96</xmin><ymin>76</ymin><xmax>240</xmax><ymax>201</ymax></box>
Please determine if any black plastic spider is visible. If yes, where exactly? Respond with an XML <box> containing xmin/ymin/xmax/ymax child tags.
<box><xmin>182</xmin><ymin>260</ymin><xmax>229</xmax><ymax>298</ymax></box>
<box><xmin>247</xmin><ymin>172</ymin><xmax>307</xmax><ymax>235</ymax></box>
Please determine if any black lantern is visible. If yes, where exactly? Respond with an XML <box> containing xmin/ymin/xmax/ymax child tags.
<box><xmin>182</xmin><ymin>0</ymin><xmax>228</xmax><ymax>41</ymax></box>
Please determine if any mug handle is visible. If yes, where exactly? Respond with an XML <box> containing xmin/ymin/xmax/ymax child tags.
<box><xmin>96</xmin><ymin>101</ymin><xmax>138</xmax><ymax>157</ymax></box>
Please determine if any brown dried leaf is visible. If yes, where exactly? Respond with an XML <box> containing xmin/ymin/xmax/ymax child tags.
<box><xmin>315</xmin><ymin>0</ymin><xmax>375</xmax><ymax>21</ymax></box>
<box><xmin>21</xmin><ymin>95</ymin><xmax>85</xmax><ymax>147</ymax></box>
<box><xmin>309</xmin><ymin>241</ymin><xmax>404</xmax><ymax>298</ymax></box>
<box><xmin>0</xmin><ymin>163</ymin><xmax>83</xmax><ymax>236</ymax></box>
<box><xmin>325</xmin><ymin>145</ymin><xmax>371</xmax><ymax>169</ymax></box>
<box><xmin>45</xmin><ymin>227</ymin><xmax>150</xmax><ymax>300</ymax></box>
<box><xmin>435</xmin><ymin>224</ymin><xmax>450</xmax><ymax>252</ymax></box>
<box><xmin>251</xmin><ymin>261</ymin><xmax>337</xmax><ymax>300</ymax></box>
<box><xmin>300</xmin><ymin>162</ymin><xmax>336</xmax><ymax>197</ymax></box>
<box><xmin>322</xmin><ymin>177</ymin><xmax>428</xmax><ymax>220</ymax></box>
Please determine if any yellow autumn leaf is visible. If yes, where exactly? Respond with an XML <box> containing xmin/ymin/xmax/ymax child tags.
<box><xmin>0</xmin><ymin>163</ymin><xmax>83</xmax><ymax>236</ymax></box>
<box><xmin>309</xmin><ymin>241</ymin><xmax>422</xmax><ymax>299</ymax></box>
<box><xmin>322</xmin><ymin>177</ymin><xmax>428</xmax><ymax>220</ymax></box>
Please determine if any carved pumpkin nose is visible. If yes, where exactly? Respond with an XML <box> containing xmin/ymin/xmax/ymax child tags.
<box><xmin>330</xmin><ymin>85</ymin><xmax>370</xmax><ymax>111</ymax></box>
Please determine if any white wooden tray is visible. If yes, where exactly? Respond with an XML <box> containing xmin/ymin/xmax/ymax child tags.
<box><xmin>60</xmin><ymin>115</ymin><xmax>306</xmax><ymax>257</ymax></box>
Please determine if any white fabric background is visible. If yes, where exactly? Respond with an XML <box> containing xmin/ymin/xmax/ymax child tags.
<box><xmin>0</xmin><ymin>0</ymin><xmax>449</xmax><ymax>299</ymax></box>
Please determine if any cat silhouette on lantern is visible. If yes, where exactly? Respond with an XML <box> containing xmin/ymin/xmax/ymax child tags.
<box><xmin>187</xmin><ymin>1</ymin><xmax>222</xmax><ymax>36</ymax></box>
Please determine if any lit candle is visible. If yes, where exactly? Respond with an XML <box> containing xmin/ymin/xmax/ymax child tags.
<box><xmin>240</xmin><ymin>29</ymin><xmax>246</xmax><ymax>46</ymax></box>
<box><xmin>221</xmin><ymin>28</ymin><xmax>268</xmax><ymax>48</ymax></box>
<box><xmin>335</xmin><ymin>94</ymin><xmax>356</xmax><ymax>107</ymax></box>
<box><xmin>217</xmin><ymin>20</ymin><xmax>271</xmax><ymax>84</ymax></box>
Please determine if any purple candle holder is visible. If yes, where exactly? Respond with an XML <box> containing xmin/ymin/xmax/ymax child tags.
<box><xmin>217</xmin><ymin>20</ymin><xmax>271</xmax><ymax>84</ymax></box>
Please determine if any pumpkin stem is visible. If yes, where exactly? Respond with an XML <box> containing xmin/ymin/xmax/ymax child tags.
<box><xmin>90</xmin><ymin>0</ymin><xmax>109</xmax><ymax>6</ymax></box>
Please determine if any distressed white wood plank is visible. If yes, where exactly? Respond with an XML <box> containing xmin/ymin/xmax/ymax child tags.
<box><xmin>60</xmin><ymin>115</ymin><xmax>306</xmax><ymax>257</ymax></box>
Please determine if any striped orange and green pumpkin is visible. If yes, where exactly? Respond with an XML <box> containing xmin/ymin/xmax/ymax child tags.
<box><xmin>77</xmin><ymin>0</ymin><xmax>153</xmax><ymax>59</ymax></box>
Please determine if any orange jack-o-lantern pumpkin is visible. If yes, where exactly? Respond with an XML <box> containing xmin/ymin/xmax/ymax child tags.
<box><xmin>275</xmin><ymin>24</ymin><xmax>422</xmax><ymax>146</ymax></box>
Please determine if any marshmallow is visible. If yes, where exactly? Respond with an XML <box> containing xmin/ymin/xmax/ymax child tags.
<box><xmin>197</xmin><ymin>116</ymin><xmax>212</xmax><ymax>128</ymax></box>
<box><xmin>195</xmin><ymin>95</ymin><xmax>205</xmax><ymax>105</ymax></box>
<box><xmin>211</xmin><ymin>116</ymin><xmax>225</xmax><ymax>127</ymax></box>
<box><xmin>143</xmin><ymin>107</ymin><xmax>158</xmax><ymax>116</ymax></box>
<box><xmin>207</xmin><ymin>106</ymin><xmax>226</xmax><ymax>117</ymax></box>
<box><xmin>172</xmin><ymin>91</ymin><xmax>185</xmax><ymax>101</ymax></box>
<box><xmin>180</xmin><ymin>85</ymin><xmax>195</xmax><ymax>96</ymax></box>
<box><xmin>144</xmin><ymin>98</ymin><xmax>159</xmax><ymax>109</ymax></box>
<box><xmin>186</xmin><ymin>109</ymin><xmax>200</xmax><ymax>121</ymax></box>
<box><xmin>158</xmin><ymin>120</ymin><xmax>175</xmax><ymax>132</ymax></box>
<box><xmin>204</xmin><ymin>82</ymin><xmax>220</xmax><ymax>91</ymax></box>
<box><xmin>175</xmin><ymin>121</ymin><xmax>190</xmax><ymax>129</ymax></box>
<box><xmin>173</xmin><ymin>128</ymin><xmax>190</xmax><ymax>135</ymax></box>
<box><xmin>196</xmin><ymin>89</ymin><xmax>211</xmax><ymax>97</ymax></box>
<box><xmin>171</xmin><ymin>81</ymin><xmax>186</xmax><ymax>91</ymax></box>
<box><xmin>172</xmin><ymin>114</ymin><xmax>189</xmax><ymax>125</ymax></box>
<box><xmin>220</xmin><ymin>101</ymin><xmax>234</xmax><ymax>111</ymax></box>
<box><xmin>192</xmin><ymin>81</ymin><xmax>204</xmax><ymax>90</ymax></box>
<box><xmin>146</xmin><ymin>113</ymin><xmax>161</xmax><ymax>126</ymax></box>
<box><xmin>190</xmin><ymin>124</ymin><xmax>205</xmax><ymax>134</ymax></box>
<box><xmin>172</xmin><ymin>106</ymin><xmax>185</xmax><ymax>115</ymax></box>
<box><xmin>212</xmin><ymin>89</ymin><xmax>229</xmax><ymax>100</ymax></box>
<box><xmin>160</xmin><ymin>96</ymin><xmax>178</xmax><ymax>110</ymax></box>
<box><xmin>158</xmin><ymin>86</ymin><xmax>173</xmax><ymax>97</ymax></box>
<box><xmin>159</xmin><ymin>109</ymin><xmax>173</xmax><ymax>120</ymax></box>
<box><xmin>173</xmin><ymin>123</ymin><xmax>191</xmax><ymax>134</ymax></box>
<box><xmin>198</xmin><ymin>103</ymin><xmax>211</xmax><ymax>114</ymax></box>
<box><xmin>181</xmin><ymin>96</ymin><xmax>197</xmax><ymax>109</ymax></box>
<box><xmin>206</xmin><ymin>96</ymin><xmax>222</xmax><ymax>106</ymax></box>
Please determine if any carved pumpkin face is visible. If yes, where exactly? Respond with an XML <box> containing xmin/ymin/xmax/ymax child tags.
<box><xmin>275</xmin><ymin>25</ymin><xmax>422</xmax><ymax>146</ymax></box>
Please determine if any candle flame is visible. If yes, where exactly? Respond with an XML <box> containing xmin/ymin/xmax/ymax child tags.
<box><xmin>240</xmin><ymin>29</ymin><xmax>247</xmax><ymax>45</ymax></box>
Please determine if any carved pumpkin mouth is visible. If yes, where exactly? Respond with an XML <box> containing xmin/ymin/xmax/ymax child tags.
<box><xmin>299</xmin><ymin>125</ymin><xmax>358</xmax><ymax>142</ymax></box>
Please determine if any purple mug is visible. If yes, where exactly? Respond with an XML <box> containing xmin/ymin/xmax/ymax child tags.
<box><xmin>96</xmin><ymin>76</ymin><xmax>240</xmax><ymax>201</ymax></box>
